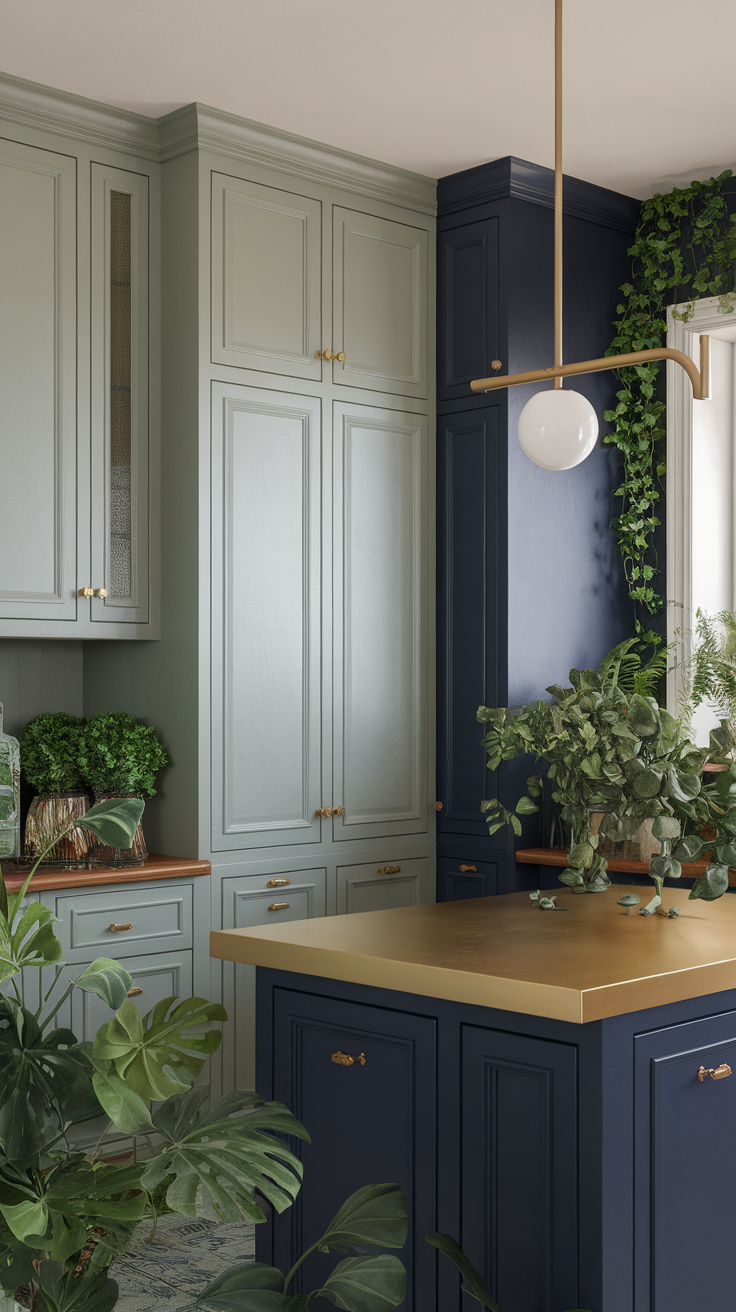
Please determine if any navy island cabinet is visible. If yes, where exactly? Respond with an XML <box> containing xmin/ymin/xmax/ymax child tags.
<box><xmin>436</xmin><ymin>158</ymin><xmax>640</xmax><ymax>893</ymax></box>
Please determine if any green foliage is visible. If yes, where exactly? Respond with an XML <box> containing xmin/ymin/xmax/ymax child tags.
<box><xmin>603</xmin><ymin>171</ymin><xmax>736</xmax><ymax>621</ymax></box>
<box><xmin>684</xmin><ymin>609</ymin><xmax>736</xmax><ymax>752</ymax></box>
<box><xmin>20</xmin><ymin>713</ymin><xmax>85</xmax><ymax>795</ymax></box>
<box><xmin>82</xmin><ymin>797</ymin><xmax>145</xmax><ymax>850</ymax></box>
<box><xmin>426</xmin><ymin>1232</ymin><xmax>500</xmax><ymax>1310</ymax></box>
<box><xmin>93</xmin><ymin>995</ymin><xmax>225</xmax><ymax>1102</ymax></box>
<box><xmin>78</xmin><ymin>712</ymin><xmax>169</xmax><ymax>799</ymax></box>
<box><xmin>183</xmin><ymin>1183</ymin><xmax>408</xmax><ymax>1311</ymax></box>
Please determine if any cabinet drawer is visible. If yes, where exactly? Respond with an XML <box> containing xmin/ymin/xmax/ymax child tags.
<box><xmin>54</xmin><ymin>884</ymin><xmax>193</xmax><ymax>960</ymax></box>
<box><xmin>223</xmin><ymin>869</ymin><xmax>327</xmax><ymax>930</ymax></box>
<box><xmin>437</xmin><ymin>857</ymin><xmax>497</xmax><ymax>901</ymax></box>
<box><xmin>57</xmin><ymin>949</ymin><xmax>194</xmax><ymax>1042</ymax></box>
<box><xmin>336</xmin><ymin>857</ymin><xmax>433</xmax><ymax>914</ymax></box>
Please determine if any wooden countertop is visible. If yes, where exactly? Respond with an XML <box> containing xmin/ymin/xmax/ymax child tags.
<box><xmin>210</xmin><ymin>886</ymin><xmax>736</xmax><ymax>1024</ymax></box>
<box><xmin>515</xmin><ymin>845</ymin><xmax>736</xmax><ymax>883</ymax></box>
<box><xmin>2</xmin><ymin>853</ymin><xmax>210</xmax><ymax>891</ymax></box>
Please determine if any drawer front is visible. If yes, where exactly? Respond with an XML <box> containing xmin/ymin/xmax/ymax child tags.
<box><xmin>55</xmin><ymin>884</ymin><xmax>193</xmax><ymax>960</ymax></box>
<box><xmin>336</xmin><ymin>857</ymin><xmax>434</xmax><ymax>914</ymax></box>
<box><xmin>223</xmin><ymin>869</ymin><xmax>328</xmax><ymax>931</ymax></box>
<box><xmin>437</xmin><ymin>856</ymin><xmax>497</xmax><ymax>901</ymax></box>
<box><xmin>64</xmin><ymin>950</ymin><xmax>194</xmax><ymax>1042</ymax></box>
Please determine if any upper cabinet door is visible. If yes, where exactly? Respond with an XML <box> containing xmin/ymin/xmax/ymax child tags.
<box><xmin>89</xmin><ymin>164</ymin><xmax>150</xmax><ymax>625</ymax></box>
<box><xmin>211</xmin><ymin>173</ymin><xmax>322</xmax><ymax>381</ymax></box>
<box><xmin>0</xmin><ymin>139</ymin><xmax>77</xmax><ymax>622</ymax></box>
<box><xmin>437</xmin><ymin>217</ymin><xmax>499</xmax><ymax>401</ymax></box>
<box><xmin>332</xmin><ymin>208</ymin><xmax>427</xmax><ymax>398</ymax></box>
<box><xmin>211</xmin><ymin>382</ymin><xmax>323</xmax><ymax>851</ymax></box>
<box><xmin>332</xmin><ymin>402</ymin><xmax>428</xmax><ymax>842</ymax></box>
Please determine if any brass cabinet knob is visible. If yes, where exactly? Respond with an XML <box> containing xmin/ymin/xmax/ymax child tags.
<box><xmin>459</xmin><ymin>864</ymin><xmax>478</xmax><ymax>873</ymax></box>
<box><xmin>79</xmin><ymin>587</ymin><xmax>94</xmax><ymax>598</ymax></box>
<box><xmin>267</xmin><ymin>877</ymin><xmax>291</xmax><ymax>888</ymax></box>
<box><xmin>377</xmin><ymin>865</ymin><xmax>401</xmax><ymax>875</ymax></box>
<box><xmin>127</xmin><ymin>986</ymin><xmax>143</xmax><ymax>997</ymax></box>
<box><xmin>268</xmin><ymin>902</ymin><xmax>290</xmax><ymax>911</ymax></box>
<box><xmin>334</xmin><ymin>351</ymin><xmax>346</xmax><ymax>362</ymax></box>
<box><xmin>108</xmin><ymin>922</ymin><xmax>132</xmax><ymax>932</ymax></box>
<box><xmin>434</xmin><ymin>801</ymin><xmax>443</xmax><ymax>811</ymax></box>
<box><xmin>95</xmin><ymin>588</ymin><xmax>108</xmax><ymax>598</ymax></box>
<box><xmin>491</xmin><ymin>360</ymin><xmax>503</xmax><ymax>371</ymax></box>
<box><xmin>315</xmin><ymin>349</ymin><xmax>346</xmax><ymax>362</ymax></box>
<box><xmin>698</xmin><ymin>1063</ymin><xmax>732</xmax><ymax>1081</ymax></box>
<box><xmin>331</xmin><ymin>1051</ymin><xmax>366</xmax><ymax>1067</ymax></box>
<box><xmin>333</xmin><ymin>805</ymin><xmax>345</xmax><ymax>816</ymax></box>
<box><xmin>316</xmin><ymin>807</ymin><xmax>334</xmax><ymax>818</ymax></box>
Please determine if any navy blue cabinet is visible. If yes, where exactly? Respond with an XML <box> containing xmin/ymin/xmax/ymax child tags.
<box><xmin>436</xmin><ymin>158</ymin><xmax>639</xmax><ymax>893</ymax></box>
<box><xmin>437</xmin><ymin>856</ymin><xmax>497</xmax><ymax>900</ymax></box>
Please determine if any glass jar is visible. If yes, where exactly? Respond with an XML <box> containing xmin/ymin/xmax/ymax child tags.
<box><xmin>85</xmin><ymin>792</ymin><xmax>147</xmax><ymax>867</ymax></box>
<box><xmin>0</xmin><ymin>705</ymin><xmax>21</xmax><ymax>859</ymax></box>
<box><xmin>23</xmin><ymin>791</ymin><xmax>90</xmax><ymax>867</ymax></box>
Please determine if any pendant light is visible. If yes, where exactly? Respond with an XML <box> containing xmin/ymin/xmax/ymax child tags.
<box><xmin>471</xmin><ymin>0</ymin><xmax>710</xmax><ymax>471</ymax></box>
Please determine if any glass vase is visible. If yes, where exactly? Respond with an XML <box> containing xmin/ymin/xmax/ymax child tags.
<box><xmin>85</xmin><ymin>791</ymin><xmax>147</xmax><ymax>867</ymax></box>
<box><xmin>23</xmin><ymin>792</ymin><xmax>90</xmax><ymax>867</ymax></box>
<box><xmin>0</xmin><ymin>704</ymin><xmax>20</xmax><ymax>859</ymax></box>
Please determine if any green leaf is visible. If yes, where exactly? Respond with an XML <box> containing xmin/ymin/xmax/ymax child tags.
<box><xmin>515</xmin><ymin>796</ymin><xmax>538</xmax><ymax>816</ymax></box>
<box><xmin>665</xmin><ymin>769</ymin><xmax>701</xmax><ymax>802</ymax></box>
<box><xmin>81</xmin><ymin>796</ymin><xmax>145</xmax><ymax>849</ymax></box>
<box><xmin>0</xmin><ymin>899</ymin><xmax>63</xmax><ymax>984</ymax></box>
<box><xmin>91</xmin><ymin>1060</ymin><xmax>154</xmax><ymax>1133</ymax></box>
<box><xmin>426</xmin><ymin>1233</ymin><xmax>501</xmax><ymax>1310</ymax></box>
<box><xmin>632</xmin><ymin>769</ymin><xmax>662</xmax><ymax>798</ymax></box>
<box><xmin>93</xmin><ymin>994</ymin><xmax>226</xmax><ymax>1101</ymax></box>
<box><xmin>312</xmin><ymin>1183</ymin><xmax>407</xmax><ymax>1255</ymax></box>
<box><xmin>141</xmin><ymin>1087</ymin><xmax>308</xmax><ymax>1224</ymax></box>
<box><xmin>715</xmin><ymin>843</ymin><xmax>736</xmax><ymax>868</ymax></box>
<box><xmin>651</xmin><ymin>816</ymin><xmax>680</xmax><ymax>842</ymax></box>
<box><xmin>673</xmin><ymin>834</ymin><xmax>709</xmax><ymax>863</ymax></box>
<box><xmin>627</xmin><ymin>694</ymin><xmax>659</xmax><ymax>737</ymax></box>
<box><xmin>317</xmin><ymin>1254</ymin><xmax>406</xmax><ymax>1312</ymax></box>
<box><xmin>75</xmin><ymin>957</ymin><xmax>133</xmax><ymax>1010</ymax></box>
<box><xmin>0</xmin><ymin>998</ymin><xmax>95</xmax><ymax>1161</ymax></box>
<box><xmin>689</xmin><ymin>862</ymin><xmax>730</xmax><ymax>901</ymax></box>
<box><xmin>649</xmin><ymin>855</ymin><xmax>682</xmax><ymax>881</ymax></box>
<box><xmin>558</xmin><ymin>868</ymin><xmax>584</xmax><ymax>888</ymax></box>
<box><xmin>567</xmin><ymin>842</ymin><xmax>594</xmax><ymax>869</ymax></box>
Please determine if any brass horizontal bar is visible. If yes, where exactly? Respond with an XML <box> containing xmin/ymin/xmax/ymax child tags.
<box><xmin>471</xmin><ymin>344</ymin><xmax>708</xmax><ymax>401</ymax></box>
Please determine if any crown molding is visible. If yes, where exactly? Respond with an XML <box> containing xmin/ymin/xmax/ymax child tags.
<box><xmin>438</xmin><ymin>155</ymin><xmax>640</xmax><ymax>233</ymax></box>
<box><xmin>0</xmin><ymin>69</ymin><xmax>159</xmax><ymax>159</ymax></box>
<box><xmin>158</xmin><ymin>102</ymin><xmax>437</xmax><ymax>214</ymax></box>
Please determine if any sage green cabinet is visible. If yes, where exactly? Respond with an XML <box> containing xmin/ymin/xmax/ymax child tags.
<box><xmin>336</xmin><ymin>857</ymin><xmax>433</xmax><ymax>914</ymax></box>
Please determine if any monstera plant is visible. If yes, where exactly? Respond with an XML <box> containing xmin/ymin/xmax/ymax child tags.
<box><xmin>477</xmin><ymin>639</ymin><xmax>736</xmax><ymax>914</ymax></box>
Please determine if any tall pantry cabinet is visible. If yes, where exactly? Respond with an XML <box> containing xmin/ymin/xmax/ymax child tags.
<box><xmin>84</xmin><ymin>106</ymin><xmax>438</xmax><ymax>1088</ymax></box>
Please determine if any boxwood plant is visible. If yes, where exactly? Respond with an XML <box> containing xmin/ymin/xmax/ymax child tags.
<box><xmin>78</xmin><ymin>712</ymin><xmax>169</xmax><ymax>799</ymax></box>
<box><xmin>478</xmin><ymin>639</ymin><xmax>736</xmax><ymax>915</ymax></box>
<box><xmin>20</xmin><ymin>714</ymin><xmax>85</xmax><ymax>796</ymax></box>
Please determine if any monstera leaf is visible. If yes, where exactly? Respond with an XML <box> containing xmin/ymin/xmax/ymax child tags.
<box><xmin>31</xmin><ymin>1259</ymin><xmax>120</xmax><ymax>1312</ymax></box>
<box><xmin>141</xmin><ymin>1087</ymin><xmax>309</xmax><ymax>1224</ymax></box>
<box><xmin>0</xmin><ymin>999</ymin><xmax>96</xmax><ymax>1161</ymax></box>
<box><xmin>93</xmin><ymin>995</ymin><xmax>226</xmax><ymax>1101</ymax></box>
<box><xmin>81</xmin><ymin>797</ymin><xmax>144</xmax><ymax>850</ymax></box>
<box><xmin>75</xmin><ymin>958</ymin><xmax>133</xmax><ymax>1011</ymax></box>
<box><xmin>317</xmin><ymin>1254</ymin><xmax>406</xmax><ymax>1311</ymax></box>
<box><xmin>426</xmin><ymin>1233</ymin><xmax>501</xmax><ymax>1310</ymax></box>
<box><xmin>309</xmin><ymin>1184</ymin><xmax>407</xmax><ymax>1256</ymax></box>
<box><xmin>0</xmin><ymin>897</ymin><xmax>63</xmax><ymax>983</ymax></box>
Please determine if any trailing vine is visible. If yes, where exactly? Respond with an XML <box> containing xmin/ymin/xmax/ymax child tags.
<box><xmin>603</xmin><ymin>171</ymin><xmax>736</xmax><ymax>632</ymax></box>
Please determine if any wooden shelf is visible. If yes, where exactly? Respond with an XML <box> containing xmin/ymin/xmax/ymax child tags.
<box><xmin>515</xmin><ymin>847</ymin><xmax>736</xmax><ymax>887</ymax></box>
<box><xmin>1</xmin><ymin>853</ymin><xmax>211</xmax><ymax>892</ymax></box>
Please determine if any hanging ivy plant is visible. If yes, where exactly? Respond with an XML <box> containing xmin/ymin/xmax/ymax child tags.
<box><xmin>603</xmin><ymin>170</ymin><xmax>736</xmax><ymax>632</ymax></box>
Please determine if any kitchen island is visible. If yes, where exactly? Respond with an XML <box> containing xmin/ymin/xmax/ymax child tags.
<box><xmin>211</xmin><ymin>888</ymin><xmax>736</xmax><ymax>1312</ymax></box>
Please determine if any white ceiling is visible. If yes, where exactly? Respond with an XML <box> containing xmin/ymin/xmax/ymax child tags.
<box><xmin>2</xmin><ymin>0</ymin><xmax>735</xmax><ymax>200</ymax></box>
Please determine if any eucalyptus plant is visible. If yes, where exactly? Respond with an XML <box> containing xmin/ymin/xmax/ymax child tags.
<box><xmin>477</xmin><ymin>639</ymin><xmax>735</xmax><ymax>912</ymax></box>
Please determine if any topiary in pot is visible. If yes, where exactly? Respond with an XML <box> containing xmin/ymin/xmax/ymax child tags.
<box><xmin>78</xmin><ymin>713</ymin><xmax>169</xmax><ymax>866</ymax></box>
<box><xmin>20</xmin><ymin>713</ymin><xmax>89</xmax><ymax>867</ymax></box>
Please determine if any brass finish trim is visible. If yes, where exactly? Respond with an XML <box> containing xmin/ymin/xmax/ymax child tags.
<box><xmin>268</xmin><ymin>902</ymin><xmax>290</xmax><ymax>911</ymax></box>
<box><xmin>471</xmin><ymin>345</ymin><xmax>708</xmax><ymax>400</ymax></box>
<box><xmin>79</xmin><ymin>587</ymin><xmax>94</xmax><ymax>598</ymax></box>
<box><xmin>377</xmin><ymin>865</ymin><xmax>401</xmax><ymax>875</ymax></box>
<box><xmin>491</xmin><ymin>360</ymin><xmax>502</xmax><ymax>371</ymax></box>
<box><xmin>108</xmin><ymin>922</ymin><xmax>132</xmax><ymax>932</ymax></box>
<box><xmin>266</xmin><ymin>877</ymin><xmax>291</xmax><ymax>889</ymax></box>
<box><xmin>459</xmin><ymin>864</ymin><xmax>478</xmax><ymax>873</ymax></box>
<box><xmin>127</xmin><ymin>986</ymin><xmax>143</xmax><ymax>997</ymax></box>
<box><xmin>434</xmin><ymin>801</ymin><xmax>443</xmax><ymax>811</ymax></box>
<box><xmin>316</xmin><ymin>349</ymin><xmax>347</xmax><ymax>362</ymax></box>
<box><xmin>95</xmin><ymin>588</ymin><xmax>109</xmax><ymax>598</ymax></box>
<box><xmin>331</xmin><ymin>1051</ymin><xmax>366</xmax><ymax>1067</ymax></box>
<box><xmin>700</xmin><ymin>333</ymin><xmax>711</xmax><ymax>399</ymax></box>
<box><xmin>333</xmin><ymin>805</ymin><xmax>345</xmax><ymax>816</ymax></box>
<box><xmin>554</xmin><ymin>0</ymin><xmax>562</xmax><ymax>388</ymax></box>
<box><xmin>316</xmin><ymin>807</ymin><xmax>334</xmax><ymax>818</ymax></box>
<box><xmin>698</xmin><ymin>1063</ymin><xmax>732</xmax><ymax>1081</ymax></box>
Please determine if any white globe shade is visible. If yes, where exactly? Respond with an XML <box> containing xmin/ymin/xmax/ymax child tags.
<box><xmin>518</xmin><ymin>387</ymin><xmax>599</xmax><ymax>470</ymax></box>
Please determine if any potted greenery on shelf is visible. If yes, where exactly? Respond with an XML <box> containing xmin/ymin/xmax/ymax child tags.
<box><xmin>20</xmin><ymin>713</ymin><xmax>89</xmax><ymax>867</ymax></box>
<box><xmin>78</xmin><ymin>712</ymin><xmax>169</xmax><ymax>865</ymax></box>
<box><xmin>477</xmin><ymin>639</ymin><xmax>736</xmax><ymax>916</ymax></box>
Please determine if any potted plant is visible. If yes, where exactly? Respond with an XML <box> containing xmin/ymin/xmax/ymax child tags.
<box><xmin>477</xmin><ymin>639</ymin><xmax>735</xmax><ymax>915</ymax></box>
<box><xmin>20</xmin><ymin>713</ymin><xmax>89</xmax><ymax>868</ymax></box>
<box><xmin>78</xmin><ymin>713</ymin><xmax>169</xmax><ymax>865</ymax></box>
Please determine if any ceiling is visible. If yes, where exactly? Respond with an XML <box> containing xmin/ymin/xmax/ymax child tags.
<box><xmin>2</xmin><ymin>0</ymin><xmax>735</xmax><ymax>200</ymax></box>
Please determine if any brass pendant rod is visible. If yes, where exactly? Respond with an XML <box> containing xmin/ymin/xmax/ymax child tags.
<box><xmin>554</xmin><ymin>0</ymin><xmax>563</xmax><ymax>387</ymax></box>
<box><xmin>470</xmin><ymin>337</ymin><xmax>711</xmax><ymax>401</ymax></box>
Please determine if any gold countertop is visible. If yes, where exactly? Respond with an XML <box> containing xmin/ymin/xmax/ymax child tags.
<box><xmin>209</xmin><ymin>887</ymin><xmax>736</xmax><ymax>1024</ymax></box>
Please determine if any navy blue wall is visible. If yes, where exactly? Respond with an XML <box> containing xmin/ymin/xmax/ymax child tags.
<box><xmin>437</xmin><ymin>157</ymin><xmax>640</xmax><ymax>888</ymax></box>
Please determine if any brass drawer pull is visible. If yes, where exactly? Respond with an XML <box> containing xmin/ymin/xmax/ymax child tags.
<box><xmin>268</xmin><ymin>902</ymin><xmax>290</xmax><ymax>911</ymax></box>
<box><xmin>377</xmin><ymin>865</ymin><xmax>401</xmax><ymax>875</ymax></box>
<box><xmin>698</xmin><ymin>1064</ymin><xmax>732</xmax><ymax>1081</ymax></box>
<box><xmin>108</xmin><ymin>922</ymin><xmax>132</xmax><ymax>932</ymax></box>
<box><xmin>331</xmin><ymin>1051</ymin><xmax>366</xmax><ymax>1067</ymax></box>
<box><xmin>127</xmin><ymin>986</ymin><xmax>143</xmax><ymax>998</ymax></box>
<box><xmin>267</xmin><ymin>877</ymin><xmax>291</xmax><ymax>888</ymax></box>
<box><xmin>316</xmin><ymin>807</ymin><xmax>333</xmax><ymax>818</ymax></box>
<box><xmin>459</xmin><ymin>864</ymin><xmax>478</xmax><ymax>873</ymax></box>
<box><xmin>333</xmin><ymin>805</ymin><xmax>345</xmax><ymax>816</ymax></box>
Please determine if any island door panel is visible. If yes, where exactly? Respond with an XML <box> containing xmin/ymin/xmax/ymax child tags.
<box><xmin>461</xmin><ymin>1025</ymin><xmax>578</xmax><ymax>1312</ymax></box>
<box><xmin>269</xmin><ymin>988</ymin><xmax>437</xmax><ymax>1312</ymax></box>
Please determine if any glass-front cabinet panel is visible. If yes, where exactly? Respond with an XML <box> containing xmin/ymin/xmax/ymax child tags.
<box><xmin>90</xmin><ymin>163</ymin><xmax>149</xmax><ymax>624</ymax></box>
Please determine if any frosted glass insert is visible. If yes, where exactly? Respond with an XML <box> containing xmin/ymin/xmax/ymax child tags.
<box><xmin>109</xmin><ymin>190</ymin><xmax>132</xmax><ymax>600</ymax></box>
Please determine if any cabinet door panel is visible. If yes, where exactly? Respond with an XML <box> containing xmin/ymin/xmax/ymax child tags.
<box><xmin>90</xmin><ymin>164</ymin><xmax>150</xmax><ymax>624</ymax></box>
<box><xmin>51</xmin><ymin>949</ymin><xmax>192</xmax><ymax>1040</ymax></box>
<box><xmin>461</xmin><ymin>1025</ymin><xmax>578</xmax><ymax>1312</ymax></box>
<box><xmin>635</xmin><ymin>1012</ymin><xmax>736</xmax><ymax>1312</ymax></box>
<box><xmin>336</xmin><ymin>857</ymin><xmax>433</xmax><ymax>914</ymax></box>
<box><xmin>333</xmin><ymin>208</ymin><xmax>427</xmax><ymax>398</ymax></box>
<box><xmin>437</xmin><ymin>409</ymin><xmax>501</xmax><ymax>836</ymax></box>
<box><xmin>211</xmin><ymin>384</ymin><xmax>323</xmax><ymax>850</ymax></box>
<box><xmin>0</xmin><ymin>139</ymin><xmax>77</xmax><ymax>621</ymax></box>
<box><xmin>212</xmin><ymin>173</ymin><xmax>322</xmax><ymax>380</ymax></box>
<box><xmin>436</xmin><ymin>857</ymin><xmax>497</xmax><ymax>901</ymax></box>
<box><xmin>438</xmin><ymin>218</ymin><xmax>499</xmax><ymax>400</ymax></box>
<box><xmin>270</xmin><ymin>988</ymin><xmax>437</xmax><ymax>1312</ymax></box>
<box><xmin>332</xmin><ymin>403</ymin><xmax>428</xmax><ymax>841</ymax></box>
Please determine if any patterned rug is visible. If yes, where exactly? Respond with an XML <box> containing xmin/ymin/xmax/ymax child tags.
<box><xmin>114</xmin><ymin>1213</ymin><xmax>255</xmax><ymax>1310</ymax></box>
